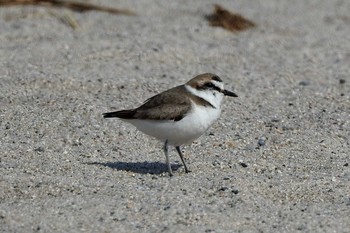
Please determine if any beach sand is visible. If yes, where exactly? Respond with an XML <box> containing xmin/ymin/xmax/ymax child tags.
<box><xmin>1</xmin><ymin>0</ymin><xmax>349</xmax><ymax>232</ymax></box>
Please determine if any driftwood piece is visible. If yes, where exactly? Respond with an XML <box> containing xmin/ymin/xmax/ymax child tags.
<box><xmin>0</xmin><ymin>0</ymin><xmax>136</xmax><ymax>16</ymax></box>
<box><xmin>206</xmin><ymin>4</ymin><xmax>255</xmax><ymax>32</ymax></box>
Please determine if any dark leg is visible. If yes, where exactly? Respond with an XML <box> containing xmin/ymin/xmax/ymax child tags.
<box><xmin>175</xmin><ymin>146</ymin><xmax>191</xmax><ymax>173</ymax></box>
<box><xmin>163</xmin><ymin>140</ymin><xmax>173</xmax><ymax>176</ymax></box>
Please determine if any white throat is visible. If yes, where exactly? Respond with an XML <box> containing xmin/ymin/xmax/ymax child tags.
<box><xmin>185</xmin><ymin>84</ymin><xmax>224</xmax><ymax>109</ymax></box>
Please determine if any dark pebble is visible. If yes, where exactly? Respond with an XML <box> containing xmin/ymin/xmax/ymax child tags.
<box><xmin>231</xmin><ymin>189</ymin><xmax>239</xmax><ymax>194</ymax></box>
<box><xmin>218</xmin><ymin>187</ymin><xmax>228</xmax><ymax>192</ymax></box>
<box><xmin>258</xmin><ymin>138</ymin><xmax>266</xmax><ymax>147</ymax></box>
<box><xmin>339</xmin><ymin>79</ymin><xmax>346</xmax><ymax>84</ymax></box>
<box><xmin>271</xmin><ymin>118</ymin><xmax>280</xmax><ymax>122</ymax></box>
<box><xmin>299</xmin><ymin>80</ymin><xmax>311</xmax><ymax>86</ymax></box>
<box><xmin>239</xmin><ymin>162</ymin><xmax>248</xmax><ymax>168</ymax></box>
<box><xmin>205</xmin><ymin>229</ymin><xmax>214</xmax><ymax>233</ymax></box>
<box><xmin>34</xmin><ymin>147</ymin><xmax>45</xmax><ymax>152</ymax></box>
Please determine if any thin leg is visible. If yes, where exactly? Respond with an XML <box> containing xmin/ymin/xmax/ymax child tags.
<box><xmin>175</xmin><ymin>146</ymin><xmax>191</xmax><ymax>173</ymax></box>
<box><xmin>164</xmin><ymin>140</ymin><xmax>173</xmax><ymax>176</ymax></box>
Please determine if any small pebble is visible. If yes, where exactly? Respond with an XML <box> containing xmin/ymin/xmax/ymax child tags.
<box><xmin>239</xmin><ymin>162</ymin><xmax>248</xmax><ymax>168</ymax></box>
<box><xmin>34</xmin><ymin>147</ymin><xmax>45</xmax><ymax>152</ymax></box>
<box><xmin>299</xmin><ymin>80</ymin><xmax>311</xmax><ymax>86</ymax></box>
<box><xmin>339</xmin><ymin>79</ymin><xmax>346</xmax><ymax>84</ymax></box>
<box><xmin>258</xmin><ymin>137</ymin><xmax>266</xmax><ymax>147</ymax></box>
<box><xmin>270</xmin><ymin>117</ymin><xmax>280</xmax><ymax>123</ymax></box>
<box><xmin>218</xmin><ymin>187</ymin><xmax>228</xmax><ymax>192</ymax></box>
<box><xmin>231</xmin><ymin>189</ymin><xmax>239</xmax><ymax>194</ymax></box>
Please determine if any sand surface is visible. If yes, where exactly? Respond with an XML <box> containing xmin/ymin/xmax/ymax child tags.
<box><xmin>1</xmin><ymin>0</ymin><xmax>349</xmax><ymax>232</ymax></box>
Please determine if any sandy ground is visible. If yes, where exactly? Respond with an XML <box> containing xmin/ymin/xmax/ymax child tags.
<box><xmin>1</xmin><ymin>0</ymin><xmax>349</xmax><ymax>232</ymax></box>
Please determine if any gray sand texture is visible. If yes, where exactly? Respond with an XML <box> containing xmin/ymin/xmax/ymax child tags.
<box><xmin>1</xmin><ymin>0</ymin><xmax>349</xmax><ymax>232</ymax></box>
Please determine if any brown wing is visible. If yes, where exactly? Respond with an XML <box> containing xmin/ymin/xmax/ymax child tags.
<box><xmin>134</xmin><ymin>85</ymin><xmax>191</xmax><ymax>121</ymax></box>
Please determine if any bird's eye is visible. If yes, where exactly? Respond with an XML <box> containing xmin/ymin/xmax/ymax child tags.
<box><xmin>205</xmin><ymin>83</ymin><xmax>215</xmax><ymax>88</ymax></box>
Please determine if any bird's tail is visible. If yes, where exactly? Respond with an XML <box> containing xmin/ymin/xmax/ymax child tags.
<box><xmin>103</xmin><ymin>109</ymin><xmax>136</xmax><ymax>119</ymax></box>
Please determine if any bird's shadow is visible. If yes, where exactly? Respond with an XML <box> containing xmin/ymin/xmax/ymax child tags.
<box><xmin>86</xmin><ymin>161</ymin><xmax>181</xmax><ymax>175</ymax></box>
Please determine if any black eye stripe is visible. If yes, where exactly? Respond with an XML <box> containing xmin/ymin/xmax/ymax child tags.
<box><xmin>212</xmin><ymin>85</ymin><xmax>221</xmax><ymax>92</ymax></box>
<box><xmin>199</xmin><ymin>82</ymin><xmax>221</xmax><ymax>92</ymax></box>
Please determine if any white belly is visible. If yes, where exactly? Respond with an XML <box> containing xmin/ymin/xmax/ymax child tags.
<box><xmin>125</xmin><ymin>104</ymin><xmax>221</xmax><ymax>146</ymax></box>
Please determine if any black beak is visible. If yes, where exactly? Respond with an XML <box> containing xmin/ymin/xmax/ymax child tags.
<box><xmin>222</xmin><ymin>89</ymin><xmax>238</xmax><ymax>97</ymax></box>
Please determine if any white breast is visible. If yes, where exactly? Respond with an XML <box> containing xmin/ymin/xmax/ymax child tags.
<box><xmin>126</xmin><ymin>101</ymin><xmax>221</xmax><ymax>146</ymax></box>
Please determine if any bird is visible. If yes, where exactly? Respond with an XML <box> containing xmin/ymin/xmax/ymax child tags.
<box><xmin>103</xmin><ymin>73</ymin><xmax>238</xmax><ymax>176</ymax></box>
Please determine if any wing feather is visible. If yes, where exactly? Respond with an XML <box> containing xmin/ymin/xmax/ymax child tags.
<box><xmin>134</xmin><ymin>85</ymin><xmax>191</xmax><ymax>121</ymax></box>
